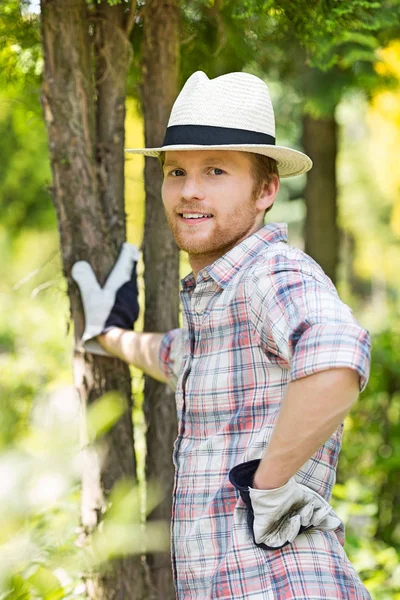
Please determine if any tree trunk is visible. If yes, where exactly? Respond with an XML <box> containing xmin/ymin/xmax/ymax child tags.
<box><xmin>141</xmin><ymin>1</ymin><xmax>180</xmax><ymax>598</ymax></box>
<box><xmin>303</xmin><ymin>113</ymin><xmax>339</xmax><ymax>284</ymax></box>
<box><xmin>40</xmin><ymin>1</ymin><xmax>145</xmax><ymax>597</ymax></box>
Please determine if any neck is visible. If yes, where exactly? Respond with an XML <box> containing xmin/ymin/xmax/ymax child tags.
<box><xmin>189</xmin><ymin>251</ymin><xmax>224</xmax><ymax>281</ymax></box>
<box><xmin>189</xmin><ymin>221</ymin><xmax>265</xmax><ymax>280</ymax></box>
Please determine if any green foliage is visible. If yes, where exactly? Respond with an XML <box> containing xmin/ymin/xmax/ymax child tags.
<box><xmin>86</xmin><ymin>392</ymin><xmax>127</xmax><ymax>443</ymax></box>
<box><xmin>180</xmin><ymin>0</ymin><xmax>400</xmax><ymax>82</ymax></box>
<box><xmin>327</xmin><ymin>308</ymin><xmax>400</xmax><ymax>595</ymax></box>
<box><xmin>332</xmin><ymin>479</ymin><xmax>400</xmax><ymax>597</ymax></box>
<box><xmin>0</xmin><ymin>390</ymin><xmax>167</xmax><ymax>599</ymax></box>
<box><xmin>178</xmin><ymin>0</ymin><xmax>400</xmax><ymax>125</ymax></box>
<box><xmin>180</xmin><ymin>0</ymin><xmax>261</xmax><ymax>80</ymax></box>
<box><xmin>0</xmin><ymin>1</ymin><xmax>42</xmax><ymax>86</ymax></box>
<box><xmin>339</xmin><ymin>327</ymin><xmax>400</xmax><ymax>548</ymax></box>
<box><xmin>0</xmin><ymin>2</ymin><xmax>53</xmax><ymax>234</ymax></box>
<box><xmin>0</xmin><ymin>230</ymin><xmax>68</xmax><ymax>448</ymax></box>
<box><xmin>0</xmin><ymin>86</ymin><xmax>54</xmax><ymax>233</ymax></box>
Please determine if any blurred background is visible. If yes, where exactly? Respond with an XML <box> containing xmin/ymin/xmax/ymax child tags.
<box><xmin>1</xmin><ymin>0</ymin><xmax>400</xmax><ymax>598</ymax></box>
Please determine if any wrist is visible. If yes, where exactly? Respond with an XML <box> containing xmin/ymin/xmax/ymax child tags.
<box><xmin>252</xmin><ymin>457</ymin><xmax>291</xmax><ymax>490</ymax></box>
<box><xmin>96</xmin><ymin>333</ymin><xmax>108</xmax><ymax>348</ymax></box>
<box><xmin>95</xmin><ymin>327</ymin><xmax>126</xmax><ymax>352</ymax></box>
<box><xmin>96</xmin><ymin>328</ymin><xmax>117</xmax><ymax>344</ymax></box>
<box><xmin>252</xmin><ymin>470</ymin><xmax>289</xmax><ymax>490</ymax></box>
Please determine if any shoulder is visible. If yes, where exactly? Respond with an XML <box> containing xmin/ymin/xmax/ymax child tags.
<box><xmin>244</xmin><ymin>243</ymin><xmax>335</xmax><ymax>296</ymax></box>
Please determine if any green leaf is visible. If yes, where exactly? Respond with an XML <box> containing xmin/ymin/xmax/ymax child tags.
<box><xmin>86</xmin><ymin>392</ymin><xmax>127</xmax><ymax>442</ymax></box>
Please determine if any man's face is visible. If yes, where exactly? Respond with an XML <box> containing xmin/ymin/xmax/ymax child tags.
<box><xmin>161</xmin><ymin>150</ymin><xmax>276</xmax><ymax>259</ymax></box>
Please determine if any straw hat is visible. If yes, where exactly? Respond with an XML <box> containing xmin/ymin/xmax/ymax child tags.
<box><xmin>125</xmin><ymin>71</ymin><xmax>312</xmax><ymax>178</ymax></box>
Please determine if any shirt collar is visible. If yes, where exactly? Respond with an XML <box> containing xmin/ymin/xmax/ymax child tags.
<box><xmin>181</xmin><ymin>222</ymin><xmax>288</xmax><ymax>291</ymax></box>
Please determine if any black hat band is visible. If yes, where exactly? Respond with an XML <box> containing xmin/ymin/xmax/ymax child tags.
<box><xmin>162</xmin><ymin>124</ymin><xmax>276</xmax><ymax>147</ymax></box>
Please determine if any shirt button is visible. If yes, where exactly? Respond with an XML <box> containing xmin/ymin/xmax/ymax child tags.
<box><xmin>195</xmin><ymin>305</ymin><xmax>203</xmax><ymax>314</ymax></box>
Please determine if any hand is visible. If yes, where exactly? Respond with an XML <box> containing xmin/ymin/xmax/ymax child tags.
<box><xmin>71</xmin><ymin>243</ymin><xmax>140</xmax><ymax>356</ymax></box>
<box><xmin>229</xmin><ymin>459</ymin><xmax>341</xmax><ymax>550</ymax></box>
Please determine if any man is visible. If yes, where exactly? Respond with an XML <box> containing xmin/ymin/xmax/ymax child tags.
<box><xmin>72</xmin><ymin>72</ymin><xmax>371</xmax><ymax>599</ymax></box>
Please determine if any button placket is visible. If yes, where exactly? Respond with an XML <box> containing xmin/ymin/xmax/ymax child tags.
<box><xmin>192</xmin><ymin>281</ymin><xmax>221</xmax><ymax>323</ymax></box>
<box><xmin>191</xmin><ymin>286</ymin><xmax>203</xmax><ymax>316</ymax></box>
<box><xmin>195</xmin><ymin>302</ymin><xmax>204</xmax><ymax>315</ymax></box>
<box><xmin>177</xmin><ymin>289</ymin><xmax>196</xmax><ymax>444</ymax></box>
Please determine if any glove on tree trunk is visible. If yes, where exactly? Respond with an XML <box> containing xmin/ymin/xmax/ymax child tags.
<box><xmin>40</xmin><ymin>1</ymin><xmax>145</xmax><ymax>597</ymax></box>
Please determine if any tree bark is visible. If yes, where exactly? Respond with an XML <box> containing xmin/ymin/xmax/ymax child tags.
<box><xmin>40</xmin><ymin>1</ymin><xmax>144</xmax><ymax>597</ymax></box>
<box><xmin>141</xmin><ymin>1</ymin><xmax>180</xmax><ymax>598</ymax></box>
<box><xmin>303</xmin><ymin>113</ymin><xmax>339</xmax><ymax>284</ymax></box>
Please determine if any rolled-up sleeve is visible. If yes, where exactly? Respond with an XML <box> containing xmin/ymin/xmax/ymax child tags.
<box><xmin>158</xmin><ymin>328</ymin><xmax>184</xmax><ymax>392</ymax></box>
<box><xmin>249</xmin><ymin>256</ymin><xmax>371</xmax><ymax>392</ymax></box>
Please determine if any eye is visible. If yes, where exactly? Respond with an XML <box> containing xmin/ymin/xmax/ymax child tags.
<box><xmin>210</xmin><ymin>167</ymin><xmax>225</xmax><ymax>175</ymax></box>
<box><xmin>169</xmin><ymin>169</ymin><xmax>185</xmax><ymax>177</ymax></box>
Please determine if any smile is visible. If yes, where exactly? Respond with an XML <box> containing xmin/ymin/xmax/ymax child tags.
<box><xmin>179</xmin><ymin>213</ymin><xmax>213</xmax><ymax>223</ymax></box>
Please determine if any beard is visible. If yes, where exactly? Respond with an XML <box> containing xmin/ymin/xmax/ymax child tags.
<box><xmin>164</xmin><ymin>194</ymin><xmax>261</xmax><ymax>257</ymax></box>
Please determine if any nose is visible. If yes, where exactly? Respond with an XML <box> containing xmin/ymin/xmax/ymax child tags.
<box><xmin>180</xmin><ymin>174</ymin><xmax>206</xmax><ymax>201</ymax></box>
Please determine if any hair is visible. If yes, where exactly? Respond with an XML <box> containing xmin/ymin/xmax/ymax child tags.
<box><xmin>248</xmin><ymin>153</ymin><xmax>279</xmax><ymax>216</ymax></box>
<box><xmin>158</xmin><ymin>150</ymin><xmax>279</xmax><ymax>217</ymax></box>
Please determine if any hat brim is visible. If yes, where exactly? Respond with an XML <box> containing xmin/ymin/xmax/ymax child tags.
<box><xmin>124</xmin><ymin>144</ymin><xmax>312</xmax><ymax>178</ymax></box>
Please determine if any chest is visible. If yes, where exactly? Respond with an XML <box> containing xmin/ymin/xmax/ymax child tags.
<box><xmin>181</xmin><ymin>279</ymin><xmax>255</xmax><ymax>370</ymax></box>
<box><xmin>175</xmin><ymin>280</ymin><xmax>285</xmax><ymax>436</ymax></box>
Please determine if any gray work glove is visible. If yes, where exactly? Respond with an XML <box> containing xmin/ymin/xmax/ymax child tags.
<box><xmin>71</xmin><ymin>243</ymin><xmax>140</xmax><ymax>356</ymax></box>
<box><xmin>229</xmin><ymin>459</ymin><xmax>341</xmax><ymax>549</ymax></box>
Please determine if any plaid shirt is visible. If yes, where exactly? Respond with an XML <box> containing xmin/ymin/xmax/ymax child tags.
<box><xmin>159</xmin><ymin>223</ymin><xmax>371</xmax><ymax>599</ymax></box>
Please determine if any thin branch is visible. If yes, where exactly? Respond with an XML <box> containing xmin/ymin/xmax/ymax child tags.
<box><xmin>31</xmin><ymin>279</ymin><xmax>60</xmax><ymax>298</ymax></box>
<box><xmin>125</xmin><ymin>0</ymin><xmax>138</xmax><ymax>36</ymax></box>
<box><xmin>205</xmin><ymin>0</ymin><xmax>227</xmax><ymax>58</ymax></box>
<box><xmin>181</xmin><ymin>32</ymin><xmax>197</xmax><ymax>46</ymax></box>
<box><xmin>13</xmin><ymin>249</ymin><xmax>60</xmax><ymax>291</ymax></box>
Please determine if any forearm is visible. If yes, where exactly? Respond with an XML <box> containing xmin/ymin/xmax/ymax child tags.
<box><xmin>253</xmin><ymin>367</ymin><xmax>360</xmax><ymax>490</ymax></box>
<box><xmin>97</xmin><ymin>327</ymin><xmax>167</xmax><ymax>384</ymax></box>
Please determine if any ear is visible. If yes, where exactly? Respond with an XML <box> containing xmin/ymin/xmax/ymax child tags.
<box><xmin>255</xmin><ymin>174</ymin><xmax>280</xmax><ymax>211</ymax></box>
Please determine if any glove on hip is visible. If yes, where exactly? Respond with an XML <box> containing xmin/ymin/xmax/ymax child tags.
<box><xmin>71</xmin><ymin>243</ymin><xmax>140</xmax><ymax>356</ymax></box>
<box><xmin>229</xmin><ymin>459</ymin><xmax>341</xmax><ymax>550</ymax></box>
